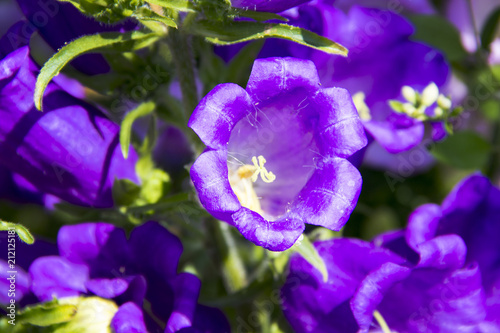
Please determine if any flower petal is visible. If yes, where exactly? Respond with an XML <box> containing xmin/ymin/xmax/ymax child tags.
<box><xmin>313</xmin><ymin>87</ymin><xmax>367</xmax><ymax>158</ymax></box>
<box><xmin>190</xmin><ymin>149</ymin><xmax>241</xmax><ymax>222</ymax></box>
<box><xmin>86</xmin><ymin>278</ymin><xmax>130</xmax><ymax>299</ymax></box>
<box><xmin>111</xmin><ymin>302</ymin><xmax>148</xmax><ymax>333</ymax></box>
<box><xmin>415</xmin><ymin>235</ymin><xmax>467</xmax><ymax>270</ymax></box>
<box><xmin>29</xmin><ymin>256</ymin><xmax>88</xmax><ymax>301</ymax></box>
<box><xmin>188</xmin><ymin>83</ymin><xmax>253</xmax><ymax>150</ymax></box>
<box><xmin>246</xmin><ymin>57</ymin><xmax>320</xmax><ymax>104</ymax></box>
<box><xmin>405</xmin><ymin>203</ymin><xmax>442</xmax><ymax>251</ymax></box>
<box><xmin>351</xmin><ymin>262</ymin><xmax>411</xmax><ymax>331</ymax></box>
<box><xmin>129</xmin><ymin>221</ymin><xmax>183</xmax><ymax>280</ymax></box>
<box><xmin>190</xmin><ymin>305</ymin><xmax>231</xmax><ymax>333</ymax></box>
<box><xmin>57</xmin><ymin>223</ymin><xmax>130</xmax><ymax>270</ymax></box>
<box><xmin>166</xmin><ymin>273</ymin><xmax>200</xmax><ymax>332</ymax></box>
<box><xmin>364</xmin><ymin>118</ymin><xmax>425</xmax><ymax>153</ymax></box>
<box><xmin>290</xmin><ymin>157</ymin><xmax>362</xmax><ymax>231</ymax></box>
<box><xmin>232</xmin><ymin>207</ymin><xmax>304</xmax><ymax>251</ymax></box>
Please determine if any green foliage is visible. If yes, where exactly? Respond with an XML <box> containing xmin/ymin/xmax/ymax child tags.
<box><xmin>293</xmin><ymin>234</ymin><xmax>328</xmax><ymax>283</ymax></box>
<box><xmin>119</xmin><ymin>101</ymin><xmax>156</xmax><ymax>159</ymax></box>
<box><xmin>50</xmin><ymin>297</ymin><xmax>118</xmax><ymax>333</ymax></box>
<box><xmin>58</xmin><ymin>0</ymin><xmax>143</xmax><ymax>23</ymax></box>
<box><xmin>147</xmin><ymin>0</ymin><xmax>197</xmax><ymax>12</ymax></box>
<box><xmin>190</xmin><ymin>20</ymin><xmax>348</xmax><ymax>56</ymax></box>
<box><xmin>112</xmin><ymin>178</ymin><xmax>142</xmax><ymax>206</ymax></box>
<box><xmin>480</xmin><ymin>7</ymin><xmax>500</xmax><ymax>51</ymax></box>
<box><xmin>431</xmin><ymin>131</ymin><xmax>492</xmax><ymax>170</ymax></box>
<box><xmin>17</xmin><ymin>299</ymin><xmax>77</xmax><ymax>326</ymax></box>
<box><xmin>233</xmin><ymin>9</ymin><xmax>288</xmax><ymax>22</ymax></box>
<box><xmin>0</xmin><ymin>220</ymin><xmax>35</xmax><ymax>244</ymax></box>
<box><xmin>34</xmin><ymin>31</ymin><xmax>160</xmax><ymax>111</ymax></box>
<box><xmin>134</xmin><ymin>7</ymin><xmax>178</xmax><ymax>27</ymax></box>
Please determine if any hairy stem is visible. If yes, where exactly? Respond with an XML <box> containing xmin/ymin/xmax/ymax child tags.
<box><xmin>213</xmin><ymin>220</ymin><xmax>248</xmax><ymax>293</ymax></box>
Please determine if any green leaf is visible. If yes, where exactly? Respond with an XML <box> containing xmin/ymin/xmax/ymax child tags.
<box><xmin>430</xmin><ymin>131</ymin><xmax>491</xmax><ymax>169</ymax></box>
<box><xmin>233</xmin><ymin>9</ymin><xmax>288</xmax><ymax>22</ymax></box>
<box><xmin>481</xmin><ymin>98</ymin><xmax>500</xmax><ymax>121</ymax></box>
<box><xmin>147</xmin><ymin>0</ymin><xmax>197</xmax><ymax>12</ymax></box>
<box><xmin>388</xmin><ymin>100</ymin><xmax>404</xmax><ymax>113</ymax></box>
<box><xmin>409</xmin><ymin>15</ymin><xmax>468</xmax><ymax>62</ymax></box>
<box><xmin>480</xmin><ymin>7</ymin><xmax>500</xmax><ymax>50</ymax></box>
<box><xmin>140</xmin><ymin>169</ymin><xmax>171</xmax><ymax>204</ymax></box>
<box><xmin>17</xmin><ymin>300</ymin><xmax>76</xmax><ymax>326</ymax></box>
<box><xmin>120</xmin><ymin>101</ymin><xmax>156</xmax><ymax>159</ymax></box>
<box><xmin>190</xmin><ymin>20</ymin><xmax>348</xmax><ymax>56</ymax></box>
<box><xmin>52</xmin><ymin>297</ymin><xmax>118</xmax><ymax>333</ymax></box>
<box><xmin>0</xmin><ymin>220</ymin><xmax>35</xmax><ymax>244</ymax></box>
<box><xmin>112</xmin><ymin>178</ymin><xmax>142</xmax><ymax>206</ymax></box>
<box><xmin>34</xmin><ymin>31</ymin><xmax>159</xmax><ymax>111</ymax></box>
<box><xmin>140</xmin><ymin>114</ymin><xmax>159</xmax><ymax>154</ymax></box>
<box><xmin>293</xmin><ymin>235</ymin><xmax>328</xmax><ymax>283</ymax></box>
<box><xmin>134</xmin><ymin>8</ymin><xmax>177</xmax><ymax>28</ymax></box>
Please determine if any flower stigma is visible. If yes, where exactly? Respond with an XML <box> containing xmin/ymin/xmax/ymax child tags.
<box><xmin>229</xmin><ymin>155</ymin><xmax>276</xmax><ymax>215</ymax></box>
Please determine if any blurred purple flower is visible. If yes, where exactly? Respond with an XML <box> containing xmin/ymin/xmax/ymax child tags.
<box><xmin>220</xmin><ymin>3</ymin><xmax>450</xmax><ymax>154</ymax></box>
<box><xmin>189</xmin><ymin>57</ymin><xmax>367</xmax><ymax>251</ymax></box>
<box><xmin>0</xmin><ymin>233</ymin><xmax>56</xmax><ymax>306</ymax></box>
<box><xmin>331</xmin><ymin>0</ymin><xmax>435</xmax><ymax>15</ymax></box>
<box><xmin>153</xmin><ymin>125</ymin><xmax>193</xmax><ymax>177</ymax></box>
<box><xmin>13</xmin><ymin>0</ymin><xmax>137</xmax><ymax>75</ymax></box>
<box><xmin>282</xmin><ymin>235</ymin><xmax>486</xmax><ymax>332</ymax></box>
<box><xmin>397</xmin><ymin>173</ymin><xmax>500</xmax><ymax>330</ymax></box>
<box><xmin>445</xmin><ymin>0</ymin><xmax>500</xmax><ymax>64</ymax></box>
<box><xmin>302</xmin><ymin>4</ymin><xmax>449</xmax><ymax>153</ymax></box>
<box><xmin>231</xmin><ymin>0</ymin><xmax>312</xmax><ymax>13</ymax></box>
<box><xmin>0</xmin><ymin>46</ymin><xmax>138</xmax><ymax>208</ymax></box>
<box><xmin>29</xmin><ymin>221</ymin><xmax>229</xmax><ymax>332</ymax></box>
<box><xmin>282</xmin><ymin>173</ymin><xmax>500</xmax><ymax>332</ymax></box>
<box><xmin>0</xmin><ymin>166</ymin><xmax>43</xmax><ymax>204</ymax></box>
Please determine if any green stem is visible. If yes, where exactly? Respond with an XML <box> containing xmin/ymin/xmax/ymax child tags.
<box><xmin>167</xmin><ymin>27</ymin><xmax>198</xmax><ymax>122</ymax></box>
<box><xmin>466</xmin><ymin>0</ymin><xmax>481</xmax><ymax>50</ymax></box>
<box><xmin>212</xmin><ymin>220</ymin><xmax>248</xmax><ymax>293</ymax></box>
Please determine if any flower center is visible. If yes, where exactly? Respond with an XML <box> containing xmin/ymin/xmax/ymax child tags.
<box><xmin>229</xmin><ymin>155</ymin><xmax>276</xmax><ymax>215</ymax></box>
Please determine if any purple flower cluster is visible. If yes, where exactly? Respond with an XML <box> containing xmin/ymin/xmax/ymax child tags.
<box><xmin>24</xmin><ymin>221</ymin><xmax>228</xmax><ymax>332</ymax></box>
<box><xmin>0</xmin><ymin>0</ymin><xmax>496</xmax><ymax>331</ymax></box>
<box><xmin>0</xmin><ymin>46</ymin><xmax>139</xmax><ymax>208</ymax></box>
<box><xmin>281</xmin><ymin>174</ymin><xmax>500</xmax><ymax>332</ymax></box>
<box><xmin>219</xmin><ymin>1</ymin><xmax>451</xmax><ymax>155</ymax></box>
<box><xmin>189</xmin><ymin>57</ymin><xmax>367</xmax><ymax>251</ymax></box>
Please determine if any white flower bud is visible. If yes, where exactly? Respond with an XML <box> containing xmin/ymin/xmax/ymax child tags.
<box><xmin>401</xmin><ymin>86</ymin><xmax>417</xmax><ymax>105</ymax></box>
<box><xmin>437</xmin><ymin>94</ymin><xmax>452</xmax><ymax>110</ymax></box>
<box><xmin>421</xmin><ymin>82</ymin><xmax>439</xmax><ymax>106</ymax></box>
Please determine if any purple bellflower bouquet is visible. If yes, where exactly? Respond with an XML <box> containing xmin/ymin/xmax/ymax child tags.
<box><xmin>0</xmin><ymin>0</ymin><xmax>498</xmax><ymax>332</ymax></box>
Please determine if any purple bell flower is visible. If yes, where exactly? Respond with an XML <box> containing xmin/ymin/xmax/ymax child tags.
<box><xmin>282</xmin><ymin>173</ymin><xmax>500</xmax><ymax>332</ymax></box>
<box><xmin>189</xmin><ymin>57</ymin><xmax>367</xmax><ymax>251</ymax></box>
<box><xmin>397</xmin><ymin>173</ymin><xmax>500</xmax><ymax>330</ymax></box>
<box><xmin>231</xmin><ymin>0</ymin><xmax>312</xmax><ymax>13</ymax></box>
<box><xmin>281</xmin><ymin>237</ymin><xmax>487</xmax><ymax>332</ymax></box>
<box><xmin>28</xmin><ymin>221</ymin><xmax>230</xmax><ymax>332</ymax></box>
<box><xmin>219</xmin><ymin>2</ymin><xmax>450</xmax><ymax>154</ymax></box>
<box><xmin>301</xmin><ymin>4</ymin><xmax>449</xmax><ymax>153</ymax></box>
<box><xmin>0</xmin><ymin>46</ymin><xmax>138</xmax><ymax>208</ymax></box>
